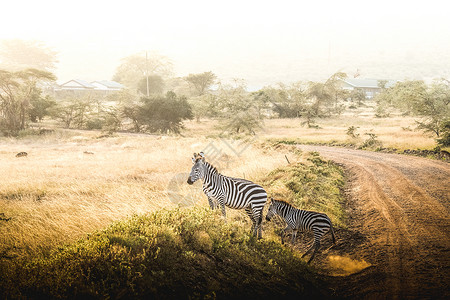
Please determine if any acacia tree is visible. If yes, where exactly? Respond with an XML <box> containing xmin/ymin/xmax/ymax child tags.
<box><xmin>325</xmin><ymin>71</ymin><xmax>348</xmax><ymax>111</ymax></box>
<box><xmin>349</xmin><ymin>88</ymin><xmax>366</xmax><ymax>106</ymax></box>
<box><xmin>137</xmin><ymin>75</ymin><xmax>165</xmax><ymax>95</ymax></box>
<box><xmin>216</xmin><ymin>80</ymin><xmax>266</xmax><ymax>135</ymax></box>
<box><xmin>113</xmin><ymin>52</ymin><xmax>172</xmax><ymax>91</ymax></box>
<box><xmin>376</xmin><ymin>79</ymin><xmax>450</xmax><ymax>141</ymax></box>
<box><xmin>138</xmin><ymin>91</ymin><xmax>193</xmax><ymax>134</ymax></box>
<box><xmin>303</xmin><ymin>72</ymin><xmax>348</xmax><ymax>127</ymax></box>
<box><xmin>184</xmin><ymin>71</ymin><xmax>217</xmax><ymax>96</ymax></box>
<box><xmin>0</xmin><ymin>68</ymin><xmax>56</xmax><ymax>135</ymax></box>
<box><xmin>263</xmin><ymin>82</ymin><xmax>307</xmax><ymax>118</ymax></box>
<box><xmin>188</xmin><ymin>94</ymin><xmax>219</xmax><ymax>122</ymax></box>
<box><xmin>0</xmin><ymin>40</ymin><xmax>58</xmax><ymax>71</ymax></box>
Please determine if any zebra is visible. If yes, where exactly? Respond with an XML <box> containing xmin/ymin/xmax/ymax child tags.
<box><xmin>187</xmin><ymin>152</ymin><xmax>267</xmax><ymax>238</ymax></box>
<box><xmin>265</xmin><ymin>198</ymin><xmax>336</xmax><ymax>263</ymax></box>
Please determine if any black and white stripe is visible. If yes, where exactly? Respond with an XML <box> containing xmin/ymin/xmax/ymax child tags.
<box><xmin>266</xmin><ymin>198</ymin><xmax>336</xmax><ymax>263</ymax></box>
<box><xmin>187</xmin><ymin>152</ymin><xmax>267</xmax><ymax>238</ymax></box>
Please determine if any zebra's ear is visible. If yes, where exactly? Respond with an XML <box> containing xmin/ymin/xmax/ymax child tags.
<box><xmin>192</xmin><ymin>157</ymin><xmax>196</xmax><ymax>164</ymax></box>
<box><xmin>193</xmin><ymin>152</ymin><xmax>205</xmax><ymax>161</ymax></box>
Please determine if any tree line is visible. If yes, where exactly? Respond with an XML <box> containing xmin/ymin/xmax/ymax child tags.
<box><xmin>0</xmin><ymin>40</ymin><xmax>448</xmax><ymax>146</ymax></box>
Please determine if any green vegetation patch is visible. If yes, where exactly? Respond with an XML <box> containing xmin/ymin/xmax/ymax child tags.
<box><xmin>0</xmin><ymin>208</ymin><xmax>330</xmax><ymax>299</ymax></box>
<box><xmin>261</xmin><ymin>151</ymin><xmax>347</xmax><ymax>228</ymax></box>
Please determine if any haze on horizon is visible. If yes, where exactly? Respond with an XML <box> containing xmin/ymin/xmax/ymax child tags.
<box><xmin>1</xmin><ymin>0</ymin><xmax>449</xmax><ymax>90</ymax></box>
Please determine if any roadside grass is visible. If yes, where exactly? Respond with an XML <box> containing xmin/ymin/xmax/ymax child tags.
<box><xmin>260</xmin><ymin>149</ymin><xmax>346</xmax><ymax>229</ymax></box>
<box><xmin>0</xmin><ymin>208</ymin><xmax>331</xmax><ymax>299</ymax></box>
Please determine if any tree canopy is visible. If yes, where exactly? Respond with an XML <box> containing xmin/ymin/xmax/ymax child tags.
<box><xmin>113</xmin><ymin>52</ymin><xmax>173</xmax><ymax>90</ymax></box>
<box><xmin>0</xmin><ymin>40</ymin><xmax>58</xmax><ymax>71</ymax></box>
<box><xmin>375</xmin><ymin>79</ymin><xmax>450</xmax><ymax>142</ymax></box>
<box><xmin>0</xmin><ymin>68</ymin><xmax>56</xmax><ymax>135</ymax></box>
<box><xmin>184</xmin><ymin>71</ymin><xmax>217</xmax><ymax>96</ymax></box>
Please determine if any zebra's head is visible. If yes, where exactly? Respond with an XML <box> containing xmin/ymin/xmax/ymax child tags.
<box><xmin>265</xmin><ymin>198</ymin><xmax>277</xmax><ymax>221</ymax></box>
<box><xmin>187</xmin><ymin>152</ymin><xmax>205</xmax><ymax>185</ymax></box>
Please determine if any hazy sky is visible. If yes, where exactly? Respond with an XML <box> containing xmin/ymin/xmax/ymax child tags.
<box><xmin>1</xmin><ymin>0</ymin><xmax>450</xmax><ymax>89</ymax></box>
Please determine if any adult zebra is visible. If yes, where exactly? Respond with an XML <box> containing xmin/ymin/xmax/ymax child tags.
<box><xmin>266</xmin><ymin>198</ymin><xmax>336</xmax><ymax>263</ymax></box>
<box><xmin>187</xmin><ymin>152</ymin><xmax>267</xmax><ymax>238</ymax></box>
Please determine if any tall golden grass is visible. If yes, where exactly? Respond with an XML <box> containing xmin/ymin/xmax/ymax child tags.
<box><xmin>0</xmin><ymin>131</ymin><xmax>290</xmax><ymax>258</ymax></box>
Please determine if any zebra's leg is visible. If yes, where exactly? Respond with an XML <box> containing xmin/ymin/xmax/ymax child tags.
<box><xmin>208</xmin><ymin>197</ymin><xmax>218</xmax><ymax>210</ymax></box>
<box><xmin>245</xmin><ymin>207</ymin><xmax>257</xmax><ymax>235</ymax></box>
<box><xmin>251</xmin><ymin>206</ymin><xmax>264</xmax><ymax>239</ymax></box>
<box><xmin>291</xmin><ymin>229</ymin><xmax>298</xmax><ymax>244</ymax></box>
<box><xmin>306</xmin><ymin>241</ymin><xmax>321</xmax><ymax>264</ymax></box>
<box><xmin>302</xmin><ymin>231</ymin><xmax>322</xmax><ymax>263</ymax></box>
<box><xmin>218</xmin><ymin>197</ymin><xmax>226</xmax><ymax>220</ymax></box>
<box><xmin>256</xmin><ymin>213</ymin><xmax>263</xmax><ymax>239</ymax></box>
<box><xmin>281</xmin><ymin>226</ymin><xmax>290</xmax><ymax>244</ymax></box>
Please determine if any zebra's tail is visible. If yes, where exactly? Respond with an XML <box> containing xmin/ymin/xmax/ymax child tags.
<box><xmin>330</xmin><ymin>223</ymin><xmax>336</xmax><ymax>244</ymax></box>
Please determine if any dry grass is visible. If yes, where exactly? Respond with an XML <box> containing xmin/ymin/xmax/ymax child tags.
<box><xmin>261</xmin><ymin>115</ymin><xmax>437</xmax><ymax>150</ymax></box>
<box><xmin>0</xmin><ymin>130</ymin><xmax>290</xmax><ymax>258</ymax></box>
<box><xmin>183</xmin><ymin>102</ymin><xmax>441</xmax><ymax>151</ymax></box>
<box><xmin>262</xmin><ymin>113</ymin><xmax>442</xmax><ymax>150</ymax></box>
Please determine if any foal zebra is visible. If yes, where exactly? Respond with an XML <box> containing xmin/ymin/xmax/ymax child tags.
<box><xmin>266</xmin><ymin>198</ymin><xmax>336</xmax><ymax>263</ymax></box>
<box><xmin>187</xmin><ymin>152</ymin><xmax>267</xmax><ymax>238</ymax></box>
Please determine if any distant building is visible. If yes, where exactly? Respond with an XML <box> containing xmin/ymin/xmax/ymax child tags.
<box><xmin>58</xmin><ymin>79</ymin><xmax>96</xmax><ymax>91</ymax></box>
<box><xmin>91</xmin><ymin>80</ymin><xmax>124</xmax><ymax>91</ymax></box>
<box><xmin>340</xmin><ymin>78</ymin><xmax>397</xmax><ymax>99</ymax></box>
<box><xmin>53</xmin><ymin>79</ymin><xmax>124</xmax><ymax>97</ymax></box>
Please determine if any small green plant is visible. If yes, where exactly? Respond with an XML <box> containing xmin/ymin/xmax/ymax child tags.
<box><xmin>360</xmin><ymin>132</ymin><xmax>382</xmax><ymax>149</ymax></box>
<box><xmin>346</xmin><ymin>126</ymin><xmax>360</xmax><ymax>138</ymax></box>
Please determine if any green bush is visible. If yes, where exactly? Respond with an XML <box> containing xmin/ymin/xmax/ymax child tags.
<box><xmin>85</xmin><ymin>118</ymin><xmax>103</xmax><ymax>130</ymax></box>
<box><xmin>122</xmin><ymin>91</ymin><xmax>193</xmax><ymax>134</ymax></box>
<box><xmin>0</xmin><ymin>208</ymin><xmax>330</xmax><ymax>299</ymax></box>
<box><xmin>360</xmin><ymin>133</ymin><xmax>382</xmax><ymax>149</ymax></box>
<box><xmin>261</xmin><ymin>152</ymin><xmax>346</xmax><ymax>228</ymax></box>
<box><xmin>437</xmin><ymin>120</ymin><xmax>450</xmax><ymax>146</ymax></box>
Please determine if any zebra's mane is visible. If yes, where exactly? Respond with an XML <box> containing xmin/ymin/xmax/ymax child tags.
<box><xmin>203</xmin><ymin>160</ymin><xmax>219</xmax><ymax>175</ymax></box>
<box><xmin>272</xmin><ymin>199</ymin><xmax>294</xmax><ymax>208</ymax></box>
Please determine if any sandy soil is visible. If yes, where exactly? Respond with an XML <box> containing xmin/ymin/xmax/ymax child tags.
<box><xmin>298</xmin><ymin>145</ymin><xmax>450</xmax><ymax>299</ymax></box>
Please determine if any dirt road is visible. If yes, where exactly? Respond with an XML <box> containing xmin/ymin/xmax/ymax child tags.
<box><xmin>298</xmin><ymin>145</ymin><xmax>450</xmax><ymax>299</ymax></box>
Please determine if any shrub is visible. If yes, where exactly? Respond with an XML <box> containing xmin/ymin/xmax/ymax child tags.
<box><xmin>261</xmin><ymin>152</ymin><xmax>346</xmax><ymax>228</ymax></box>
<box><xmin>437</xmin><ymin>120</ymin><xmax>450</xmax><ymax>147</ymax></box>
<box><xmin>125</xmin><ymin>91</ymin><xmax>193</xmax><ymax>134</ymax></box>
<box><xmin>346</xmin><ymin>126</ymin><xmax>360</xmax><ymax>138</ymax></box>
<box><xmin>360</xmin><ymin>133</ymin><xmax>382</xmax><ymax>149</ymax></box>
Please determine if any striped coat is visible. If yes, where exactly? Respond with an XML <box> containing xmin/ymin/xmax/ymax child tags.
<box><xmin>266</xmin><ymin>198</ymin><xmax>336</xmax><ymax>263</ymax></box>
<box><xmin>187</xmin><ymin>152</ymin><xmax>267</xmax><ymax>238</ymax></box>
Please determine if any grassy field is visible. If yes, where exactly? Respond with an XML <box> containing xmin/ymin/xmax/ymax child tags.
<box><xmin>0</xmin><ymin>107</ymin><xmax>444</xmax><ymax>298</ymax></box>
<box><xmin>0</xmin><ymin>131</ymin><xmax>293</xmax><ymax>258</ymax></box>
<box><xmin>0</xmin><ymin>129</ymin><xmax>352</xmax><ymax>298</ymax></box>
<box><xmin>184</xmin><ymin>102</ymin><xmax>444</xmax><ymax>152</ymax></box>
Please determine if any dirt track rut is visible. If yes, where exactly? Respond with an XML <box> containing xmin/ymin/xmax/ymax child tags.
<box><xmin>298</xmin><ymin>145</ymin><xmax>450</xmax><ymax>299</ymax></box>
